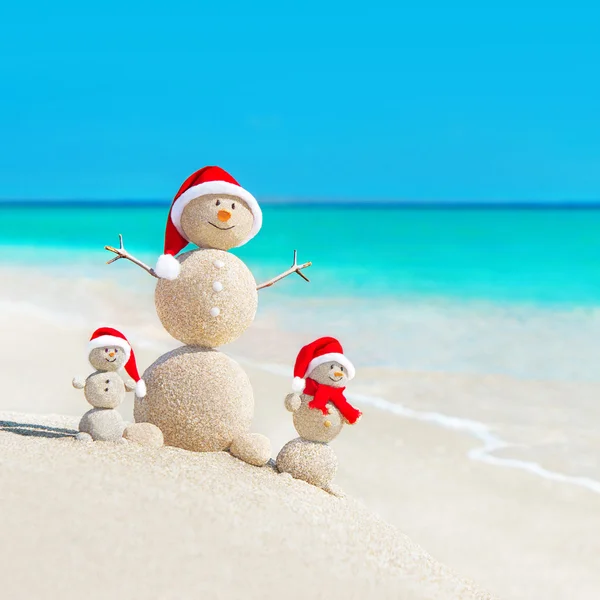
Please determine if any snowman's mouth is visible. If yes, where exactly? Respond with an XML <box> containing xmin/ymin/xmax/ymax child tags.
<box><xmin>209</xmin><ymin>222</ymin><xmax>235</xmax><ymax>231</ymax></box>
<box><xmin>106</xmin><ymin>358</ymin><xmax>117</xmax><ymax>363</ymax></box>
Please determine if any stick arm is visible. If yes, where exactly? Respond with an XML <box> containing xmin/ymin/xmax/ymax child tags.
<box><xmin>104</xmin><ymin>235</ymin><xmax>159</xmax><ymax>279</ymax></box>
<box><xmin>256</xmin><ymin>250</ymin><xmax>312</xmax><ymax>291</ymax></box>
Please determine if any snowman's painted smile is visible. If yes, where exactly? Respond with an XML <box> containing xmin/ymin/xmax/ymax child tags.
<box><xmin>328</xmin><ymin>374</ymin><xmax>343</xmax><ymax>382</ymax></box>
<box><xmin>209</xmin><ymin>222</ymin><xmax>235</xmax><ymax>231</ymax></box>
<box><xmin>105</xmin><ymin>358</ymin><xmax>117</xmax><ymax>363</ymax></box>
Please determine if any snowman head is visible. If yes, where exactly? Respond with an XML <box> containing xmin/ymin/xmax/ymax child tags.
<box><xmin>180</xmin><ymin>194</ymin><xmax>255</xmax><ymax>251</ymax></box>
<box><xmin>307</xmin><ymin>361</ymin><xmax>350</xmax><ymax>389</ymax></box>
<box><xmin>89</xmin><ymin>346</ymin><xmax>128</xmax><ymax>371</ymax></box>
<box><xmin>155</xmin><ymin>167</ymin><xmax>262</xmax><ymax>280</ymax></box>
<box><xmin>87</xmin><ymin>328</ymin><xmax>147</xmax><ymax>397</ymax></box>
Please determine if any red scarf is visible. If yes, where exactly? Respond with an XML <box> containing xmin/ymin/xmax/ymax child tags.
<box><xmin>303</xmin><ymin>378</ymin><xmax>362</xmax><ymax>425</ymax></box>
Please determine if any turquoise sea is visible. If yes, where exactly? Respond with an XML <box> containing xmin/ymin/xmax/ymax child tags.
<box><xmin>1</xmin><ymin>202</ymin><xmax>600</xmax><ymax>305</ymax></box>
<box><xmin>3</xmin><ymin>202</ymin><xmax>600</xmax><ymax>381</ymax></box>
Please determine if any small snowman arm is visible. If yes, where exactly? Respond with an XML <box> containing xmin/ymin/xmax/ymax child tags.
<box><xmin>284</xmin><ymin>393</ymin><xmax>302</xmax><ymax>412</ymax></box>
<box><xmin>105</xmin><ymin>234</ymin><xmax>159</xmax><ymax>279</ymax></box>
<box><xmin>256</xmin><ymin>250</ymin><xmax>312</xmax><ymax>290</ymax></box>
<box><xmin>72</xmin><ymin>376</ymin><xmax>85</xmax><ymax>390</ymax></box>
<box><xmin>124</xmin><ymin>380</ymin><xmax>136</xmax><ymax>392</ymax></box>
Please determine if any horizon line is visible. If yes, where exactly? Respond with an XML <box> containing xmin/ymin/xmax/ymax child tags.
<box><xmin>3</xmin><ymin>198</ymin><xmax>600</xmax><ymax>209</ymax></box>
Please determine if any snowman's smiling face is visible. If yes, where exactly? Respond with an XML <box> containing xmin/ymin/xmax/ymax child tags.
<box><xmin>89</xmin><ymin>347</ymin><xmax>127</xmax><ymax>371</ymax></box>
<box><xmin>308</xmin><ymin>361</ymin><xmax>348</xmax><ymax>388</ymax></box>
<box><xmin>180</xmin><ymin>194</ymin><xmax>254</xmax><ymax>251</ymax></box>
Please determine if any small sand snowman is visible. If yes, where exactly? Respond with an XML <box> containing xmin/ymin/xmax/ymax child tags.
<box><xmin>72</xmin><ymin>327</ymin><xmax>147</xmax><ymax>442</ymax></box>
<box><xmin>105</xmin><ymin>166</ymin><xmax>311</xmax><ymax>465</ymax></box>
<box><xmin>276</xmin><ymin>337</ymin><xmax>362</xmax><ymax>496</ymax></box>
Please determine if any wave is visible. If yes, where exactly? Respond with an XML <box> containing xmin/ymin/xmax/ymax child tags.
<box><xmin>237</xmin><ymin>356</ymin><xmax>600</xmax><ymax>496</ymax></box>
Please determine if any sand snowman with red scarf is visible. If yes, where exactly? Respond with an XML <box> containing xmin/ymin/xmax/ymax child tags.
<box><xmin>276</xmin><ymin>337</ymin><xmax>361</xmax><ymax>496</ymax></box>
<box><xmin>105</xmin><ymin>166</ymin><xmax>311</xmax><ymax>465</ymax></box>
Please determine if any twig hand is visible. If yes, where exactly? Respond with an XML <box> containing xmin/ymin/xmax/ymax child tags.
<box><xmin>104</xmin><ymin>235</ymin><xmax>158</xmax><ymax>278</ymax></box>
<box><xmin>256</xmin><ymin>250</ymin><xmax>312</xmax><ymax>290</ymax></box>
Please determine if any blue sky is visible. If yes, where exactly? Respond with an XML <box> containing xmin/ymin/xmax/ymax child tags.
<box><xmin>1</xmin><ymin>1</ymin><xmax>599</xmax><ymax>202</ymax></box>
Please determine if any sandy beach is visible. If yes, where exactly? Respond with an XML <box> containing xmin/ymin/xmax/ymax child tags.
<box><xmin>2</xmin><ymin>265</ymin><xmax>600</xmax><ymax>599</ymax></box>
<box><xmin>0</xmin><ymin>412</ymin><xmax>495</xmax><ymax>600</ymax></box>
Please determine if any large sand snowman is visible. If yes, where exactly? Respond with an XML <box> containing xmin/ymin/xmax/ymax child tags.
<box><xmin>105</xmin><ymin>166</ymin><xmax>311</xmax><ymax>465</ymax></box>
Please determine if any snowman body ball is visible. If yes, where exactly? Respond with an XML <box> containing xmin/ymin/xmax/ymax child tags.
<box><xmin>276</xmin><ymin>337</ymin><xmax>361</xmax><ymax>496</ymax></box>
<box><xmin>72</xmin><ymin>328</ymin><xmax>146</xmax><ymax>442</ymax></box>
<box><xmin>106</xmin><ymin>167</ymin><xmax>310</xmax><ymax>466</ymax></box>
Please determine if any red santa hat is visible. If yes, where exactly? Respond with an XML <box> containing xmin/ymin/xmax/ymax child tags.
<box><xmin>154</xmin><ymin>166</ymin><xmax>263</xmax><ymax>280</ymax></box>
<box><xmin>292</xmin><ymin>336</ymin><xmax>356</xmax><ymax>393</ymax></box>
<box><xmin>87</xmin><ymin>327</ymin><xmax>147</xmax><ymax>398</ymax></box>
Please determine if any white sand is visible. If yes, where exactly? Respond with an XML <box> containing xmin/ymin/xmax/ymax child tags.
<box><xmin>0</xmin><ymin>412</ymin><xmax>492</xmax><ymax>600</ymax></box>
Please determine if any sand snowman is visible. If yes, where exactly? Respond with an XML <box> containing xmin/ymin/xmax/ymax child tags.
<box><xmin>105</xmin><ymin>166</ymin><xmax>311</xmax><ymax>465</ymax></box>
<box><xmin>72</xmin><ymin>327</ymin><xmax>147</xmax><ymax>442</ymax></box>
<box><xmin>276</xmin><ymin>337</ymin><xmax>361</xmax><ymax>496</ymax></box>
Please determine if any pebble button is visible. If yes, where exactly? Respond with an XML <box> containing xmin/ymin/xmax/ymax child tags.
<box><xmin>210</xmin><ymin>307</ymin><xmax>221</xmax><ymax>317</ymax></box>
<box><xmin>213</xmin><ymin>281</ymin><xmax>223</xmax><ymax>292</ymax></box>
<box><xmin>213</xmin><ymin>260</ymin><xmax>225</xmax><ymax>268</ymax></box>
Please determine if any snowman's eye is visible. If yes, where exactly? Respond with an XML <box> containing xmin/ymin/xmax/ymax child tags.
<box><xmin>330</xmin><ymin>364</ymin><xmax>334</xmax><ymax>369</ymax></box>
<box><xmin>232</xmin><ymin>203</ymin><xmax>236</xmax><ymax>210</ymax></box>
<box><xmin>216</xmin><ymin>199</ymin><xmax>221</xmax><ymax>206</ymax></box>
<box><xmin>114</xmin><ymin>348</ymin><xmax>118</xmax><ymax>353</ymax></box>
<box><xmin>104</xmin><ymin>348</ymin><xmax>108</xmax><ymax>353</ymax></box>
<box><xmin>340</xmin><ymin>366</ymin><xmax>344</xmax><ymax>372</ymax></box>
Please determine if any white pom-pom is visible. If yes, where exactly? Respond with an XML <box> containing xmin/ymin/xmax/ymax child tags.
<box><xmin>136</xmin><ymin>379</ymin><xmax>147</xmax><ymax>398</ymax></box>
<box><xmin>154</xmin><ymin>254</ymin><xmax>181</xmax><ymax>280</ymax></box>
<box><xmin>292</xmin><ymin>377</ymin><xmax>306</xmax><ymax>393</ymax></box>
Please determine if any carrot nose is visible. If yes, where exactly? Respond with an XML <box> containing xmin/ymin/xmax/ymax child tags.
<box><xmin>334</xmin><ymin>372</ymin><xmax>343</xmax><ymax>377</ymax></box>
<box><xmin>217</xmin><ymin>209</ymin><xmax>232</xmax><ymax>222</ymax></box>
<box><xmin>109</xmin><ymin>352</ymin><xmax>115</xmax><ymax>358</ymax></box>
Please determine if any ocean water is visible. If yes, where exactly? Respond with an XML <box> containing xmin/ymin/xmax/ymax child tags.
<box><xmin>2</xmin><ymin>203</ymin><xmax>600</xmax><ymax>381</ymax></box>
<box><xmin>2</xmin><ymin>202</ymin><xmax>600</xmax><ymax>304</ymax></box>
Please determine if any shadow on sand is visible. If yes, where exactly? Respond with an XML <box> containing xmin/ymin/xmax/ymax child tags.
<box><xmin>0</xmin><ymin>420</ymin><xmax>77</xmax><ymax>439</ymax></box>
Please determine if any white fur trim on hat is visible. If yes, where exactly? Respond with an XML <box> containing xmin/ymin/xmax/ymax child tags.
<box><xmin>135</xmin><ymin>379</ymin><xmax>147</xmax><ymax>398</ymax></box>
<box><xmin>155</xmin><ymin>254</ymin><xmax>181</xmax><ymax>280</ymax></box>
<box><xmin>292</xmin><ymin>377</ymin><xmax>306</xmax><ymax>393</ymax></box>
<box><xmin>88</xmin><ymin>335</ymin><xmax>131</xmax><ymax>361</ymax></box>
<box><xmin>306</xmin><ymin>353</ymin><xmax>355</xmax><ymax>380</ymax></box>
<box><xmin>88</xmin><ymin>335</ymin><xmax>131</xmax><ymax>360</ymax></box>
<box><xmin>170</xmin><ymin>181</ymin><xmax>263</xmax><ymax>247</ymax></box>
